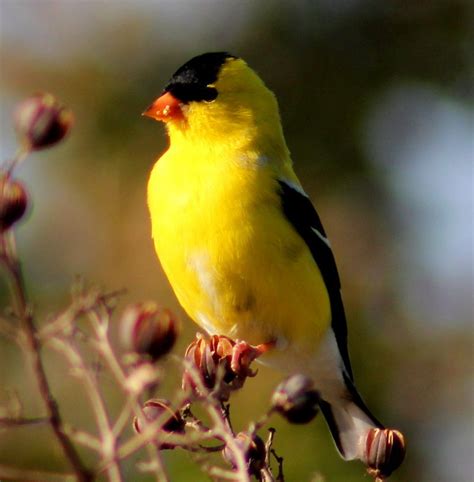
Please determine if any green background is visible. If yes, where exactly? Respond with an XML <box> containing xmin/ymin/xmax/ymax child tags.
<box><xmin>0</xmin><ymin>1</ymin><xmax>472</xmax><ymax>481</ymax></box>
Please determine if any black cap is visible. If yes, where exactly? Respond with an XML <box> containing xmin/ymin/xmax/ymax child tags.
<box><xmin>164</xmin><ymin>52</ymin><xmax>236</xmax><ymax>103</ymax></box>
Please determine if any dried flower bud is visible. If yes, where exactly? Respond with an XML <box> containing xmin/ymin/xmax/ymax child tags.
<box><xmin>14</xmin><ymin>93</ymin><xmax>73</xmax><ymax>150</ymax></box>
<box><xmin>133</xmin><ymin>398</ymin><xmax>185</xmax><ymax>449</ymax></box>
<box><xmin>183</xmin><ymin>334</ymin><xmax>258</xmax><ymax>401</ymax></box>
<box><xmin>364</xmin><ymin>428</ymin><xmax>406</xmax><ymax>479</ymax></box>
<box><xmin>271</xmin><ymin>374</ymin><xmax>320</xmax><ymax>424</ymax></box>
<box><xmin>223</xmin><ymin>432</ymin><xmax>266</xmax><ymax>476</ymax></box>
<box><xmin>183</xmin><ymin>334</ymin><xmax>233</xmax><ymax>397</ymax></box>
<box><xmin>121</xmin><ymin>302</ymin><xmax>179</xmax><ymax>360</ymax></box>
<box><xmin>0</xmin><ymin>175</ymin><xmax>28</xmax><ymax>231</ymax></box>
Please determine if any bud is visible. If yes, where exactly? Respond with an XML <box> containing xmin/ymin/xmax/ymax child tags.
<box><xmin>271</xmin><ymin>374</ymin><xmax>320</xmax><ymax>424</ymax></box>
<box><xmin>364</xmin><ymin>428</ymin><xmax>406</xmax><ymax>479</ymax></box>
<box><xmin>183</xmin><ymin>334</ymin><xmax>258</xmax><ymax>401</ymax></box>
<box><xmin>120</xmin><ymin>302</ymin><xmax>179</xmax><ymax>361</ymax></box>
<box><xmin>223</xmin><ymin>432</ymin><xmax>266</xmax><ymax>476</ymax></box>
<box><xmin>133</xmin><ymin>398</ymin><xmax>185</xmax><ymax>449</ymax></box>
<box><xmin>14</xmin><ymin>93</ymin><xmax>73</xmax><ymax>150</ymax></box>
<box><xmin>183</xmin><ymin>334</ymin><xmax>234</xmax><ymax>397</ymax></box>
<box><xmin>0</xmin><ymin>175</ymin><xmax>28</xmax><ymax>231</ymax></box>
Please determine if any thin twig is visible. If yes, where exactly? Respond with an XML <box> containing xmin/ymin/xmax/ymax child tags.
<box><xmin>207</xmin><ymin>465</ymin><xmax>244</xmax><ymax>481</ymax></box>
<box><xmin>271</xmin><ymin>449</ymin><xmax>284</xmax><ymax>482</ymax></box>
<box><xmin>0</xmin><ymin>463</ymin><xmax>76</xmax><ymax>482</ymax></box>
<box><xmin>182</xmin><ymin>358</ymin><xmax>251</xmax><ymax>482</ymax></box>
<box><xmin>247</xmin><ymin>410</ymin><xmax>272</xmax><ymax>442</ymax></box>
<box><xmin>264</xmin><ymin>429</ymin><xmax>275</xmax><ymax>468</ymax></box>
<box><xmin>0</xmin><ymin>231</ymin><xmax>92</xmax><ymax>482</ymax></box>
<box><xmin>112</xmin><ymin>396</ymin><xmax>135</xmax><ymax>438</ymax></box>
<box><xmin>182</xmin><ymin>404</ymin><xmax>211</xmax><ymax>433</ymax></box>
<box><xmin>260</xmin><ymin>467</ymin><xmax>275</xmax><ymax>482</ymax></box>
<box><xmin>0</xmin><ymin>416</ymin><xmax>49</xmax><ymax>427</ymax></box>
<box><xmin>38</xmin><ymin>288</ymin><xmax>125</xmax><ymax>340</ymax></box>
<box><xmin>88</xmin><ymin>304</ymin><xmax>170</xmax><ymax>482</ymax></box>
<box><xmin>221</xmin><ymin>402</ymin><xmax>234</xmax><ymax>433</ymax></box>
<box><xmin>3</xmin><ymin>144</ymin><xmax>30</xmax><ymax>175</ymax></box>
<box><xmin>64</xmin><ymin>425</ymin><xmax>103</xmax><ymax>452</ymax></box>
<box><xmin>48</xmin><ymin>336</ymin><xmax>124</xmax><ymax>482</ymax></box>
<box><xmin>117</xmin><ymin>415</ymin><xmax>216</xmax><ymax>461</ymax></box>
<box><xmin>206</xmin><ymin>402</ymin><xmax>250</xmax><ymax>479</ymax></box>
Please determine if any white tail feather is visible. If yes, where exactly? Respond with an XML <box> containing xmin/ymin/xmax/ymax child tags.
<box><xmin>321</xmin><ymin>399</ymin><xmax>379</xmax><ymax>461</ymax></box>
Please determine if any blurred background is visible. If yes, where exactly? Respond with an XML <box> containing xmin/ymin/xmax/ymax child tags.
<box><xmin>0</xmin><ymin>1</ymin><xmax>472</xmax><ymax>481</ymax></box>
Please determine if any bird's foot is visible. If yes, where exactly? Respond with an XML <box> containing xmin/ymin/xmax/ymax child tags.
<box><xmin>230</xmin><ymin>340</ymin><xmax>274</xmax><ymax>377</ymax></box>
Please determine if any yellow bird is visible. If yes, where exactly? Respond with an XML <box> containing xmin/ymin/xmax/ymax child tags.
<box><xmin>145</xmin><ymin>52</ymin><xmax>387</xmax><ymax>465</ymax></box>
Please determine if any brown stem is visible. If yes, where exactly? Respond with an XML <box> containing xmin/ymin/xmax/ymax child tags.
<box><xmin>181</xmin><ymin>358</ymin><xmax>251</xmax><ymax>481</ymax></box>
<box><xmin>88</xmin><ymin>305</ymin><xmax>170</xmax><ymax>482</ymax></box>
<box><xmin>49</xmin><ymin>337</ymin><xmax>124</xmax><ymax>482</ymax></box>
<box><xmin>260</xmin><ymin>467</ymin><xmax>275</xmax><ymax>482</ymax></box>
<box><xmin>3</xmin><ymin>144</ymin><xmax>30</xmax><ymax>175</ymax></box>
<box><xmin>0</xmin><ymin>416</ymin><xmax>49</xmax><ymax>427</ymax></box>
<box><xmin>180</xmin><ymin>443</ymin><xmax>226</xmax><ymax>453</ymax></box>
<box><xmin>221</xmin><ymin>402</ymin><xmax>235</xmax><ymax>434</ymax></box>
<box><xmin>205</xmin><ymin>400</ymin><xmax>250</xmax><ymax>479</ymax></box>
<box><xmin>0</xmin><ymin>463</ymin><xmax>76</xmax><ymax>482</ymax></box>
<box><xmin>1</xmin><ymin>233</ymin><xmax>92</xmax><ymax>482</ymax></box>
<box><xmin>271</xmin><ymin>449</ymin><xmax>284</xmax><ymax>482</ymax></box>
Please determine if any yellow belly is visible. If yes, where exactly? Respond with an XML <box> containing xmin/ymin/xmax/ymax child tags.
<box><xmin>147</xmin><ymin>148</ymin><xmax>331</xmax><ymax>351</ymax></box>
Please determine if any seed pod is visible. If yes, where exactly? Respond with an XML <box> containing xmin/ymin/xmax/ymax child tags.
<box><xmin>365</xmin><ymin>428</ymin><xmax>406</xmax><ymax>479</ymax></box>
<box><xmin>120</xmin><ymin>302</ymin><xmax>179</xmax><ymax>360</ymax></box>
<box><xmin>0</xmin><ymin>175</ymin><xmax>28</xmax><ymax>231</ymax></box>
<box><xmin>183</xmin><ymin>334</ymin><xmax>233</xmax><ymax>398</ymax></box>
<box><xmin>183</xmin><ymin>334</ymin><xmax>259</xmax><ymax>401</ymax></box>
<box><xmin>271</xmin><ymin>374</ymin><xmax>320</xmax><ymax>424</ymax></box>
<box><xmin>14</xmin><ymin>93</ymin><xmax>73</xmax><ymax>150</ymax></box>
<box><xmin>223</xmin><ymin>432</ymin><xmax>266</xmax><ymax>476</ymax></box>
<box><xmin>133</xmin><ymin>398</ymin><xmax>185</xmax><ymax>449</ymax></box>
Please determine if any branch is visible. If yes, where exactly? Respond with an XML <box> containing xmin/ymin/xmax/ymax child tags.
<box><xmin>88</xmin><ymin>304</ymin><xmax>170</xmax><ymax>482</ymax></box>
<box><xmin>0</xmin><ymin>230</ymin><xmax>92</xmax><ymax>482</ymax></box>
<box><xmin>182</xmin><ymin>358</ymin><xmax>252</xmax><ymax>482</ymax></box>
<box><xmin>47</xmin><ymin>336</ymin><xmax>124</xmax><ymax>482</ymax></box>
<box><xmin>0</xmin><ymin>464</ymin><xmax>76</xmax><ymax>482</ymax></box>
<box><xmin>0</xmin><ymin>416</ymin><xmax>49</xmax><ymax>427</ymax></box>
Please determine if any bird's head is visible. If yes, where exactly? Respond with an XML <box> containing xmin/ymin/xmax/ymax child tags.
<box><xmin>143</xmin><ymin>52</ymin><xmax>285</xmax><ymax>149</ymax></box>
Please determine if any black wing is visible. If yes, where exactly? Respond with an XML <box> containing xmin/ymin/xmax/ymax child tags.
<box><xmin>277</xmin><ymin>180</ymin><xmax>353</xmax><ymax>380</ymax></box>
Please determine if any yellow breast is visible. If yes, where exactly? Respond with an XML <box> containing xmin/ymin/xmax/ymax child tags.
<box><xmin>147</xmin><ymin>144</ymin><xmax>331</xmax><ymax>350</ymax></box>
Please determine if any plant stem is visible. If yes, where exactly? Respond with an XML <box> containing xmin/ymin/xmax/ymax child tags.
<box><xmin>0</xmin><ymin>231</ymin><xmax>92</xmax><ymax>482</ymax></box>
<box><xmin>89</xmin><ymin>306</ymin><xmax>170</xmax><ymax>482</ymax></box>
<box><xmin>0</xmin><ymin>416</ymin><xmax>49</xmax><ymax>427</ymax></box>
<box><xmin>49</xmin><ymin>337</ymin><xmax>124</xmax><ymax>482</ymax></box>
<box><xmin>0</xmin><ymin>464</ymin><xmax>76</xmax><ymax>482</ymax></box>
<box><xmin>3</xmin><ymin>144</ymin><xmax>30</xmax><ymax>175</ymax></box>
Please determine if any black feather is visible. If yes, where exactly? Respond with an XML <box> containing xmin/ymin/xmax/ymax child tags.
<box><xmin>277</xmin><ymin>180</ymin><xmax>353</xmax><ymax>380</ymax></box>
<box><xmin>165</xmin><ymin>52</ymin><xmax>236</xmax><ymax>103</ymax></box>
<box><xmin>318</xmin><ymin>400</ymin><xmax>345</xmax><ymax>454</ymax></box>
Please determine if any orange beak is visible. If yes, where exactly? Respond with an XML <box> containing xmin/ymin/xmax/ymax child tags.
<box><xmin>142</xmin><ymin>91</ymin><xmax>184</xmax><ymax>122</ymax></box>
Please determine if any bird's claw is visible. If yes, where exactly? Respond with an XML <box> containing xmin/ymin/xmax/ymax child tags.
<box><xmin>230</xmin><ymin>340</ymin><xmax>274</xmax><ymax>377</ymax></box>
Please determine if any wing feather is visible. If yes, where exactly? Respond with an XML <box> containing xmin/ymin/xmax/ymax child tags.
<box><xmin>277</xmin><ymin>179</ymin><xmax>353</xmax><ymax>380</ymax></box>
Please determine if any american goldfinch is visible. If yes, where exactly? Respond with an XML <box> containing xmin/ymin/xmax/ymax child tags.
<box><xmin>144</xmin><ymin>52</ymin><xmax>390</xmax><ymax>466</ymax></box>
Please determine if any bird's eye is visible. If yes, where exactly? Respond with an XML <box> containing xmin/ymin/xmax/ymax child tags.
<box><xmin>202</xmin><ymin>86</ymin><xmax>218</xmax><ymax>103</ymax></box>
<box><xmin>204</xmin><ymin>90</ymin><xmax>216</xmax><ymax>103</ymax></box>
<box><xmin>165</xmin><ymin>83</ymin><xmax>217</xmax><ymax>103</ymax></box>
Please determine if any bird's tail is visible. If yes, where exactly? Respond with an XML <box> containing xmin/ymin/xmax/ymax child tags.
<box><xmin>319</xmin><ymin>376</ymin><xmax>384</xmax><ymax>461</ymax></box>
